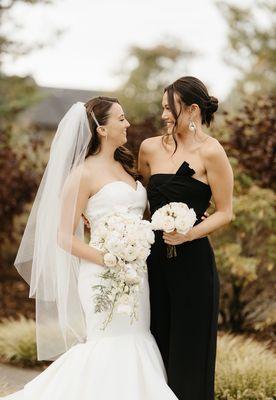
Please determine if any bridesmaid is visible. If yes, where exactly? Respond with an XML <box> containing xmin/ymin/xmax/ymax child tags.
<box><xmin>138</xmin><ymin>76</ymin><xmax>233</xmax><ymax>400</ymax></box>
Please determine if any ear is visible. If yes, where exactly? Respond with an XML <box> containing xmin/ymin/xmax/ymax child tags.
<box><xmin>190</xmin><ymin>103</ymin><xmax>200</xmax><ymax>115</ymax></box>
<box><xmin>96</xmin><ymin>126</ymin><xmax>107</xmax><ymax>139</ymax></box>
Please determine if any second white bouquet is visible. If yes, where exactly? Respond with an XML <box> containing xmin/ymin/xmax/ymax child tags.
<box><xmin>90</xmin><ymin>207</ymin><xmax>155</xmax><ymax>329</ymax></box>
<box><xmin>151</xmin><ymin>202</ymin><xmax>197</xmax><ymax>258</ymax></box>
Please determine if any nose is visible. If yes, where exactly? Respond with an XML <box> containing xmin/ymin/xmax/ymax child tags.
<box><xmin>125</xmin><ymin>119</ymin><xmax>130</xmax><ymax>128</ymax></box>
<box><xmin>162</xmin><ymin>109</ymin><xmax>168</xmax><ymax>120</ymax></box>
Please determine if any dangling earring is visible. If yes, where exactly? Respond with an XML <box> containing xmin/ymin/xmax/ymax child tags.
<box><xmin>105</xmin><ymin>133</ymin><xmax>108</xmax><ymax>141</ymax></box>
<box><xmin>189</xmin><ymin>119</ymin><xmax>196</xmax><ymax>133</ymax></box>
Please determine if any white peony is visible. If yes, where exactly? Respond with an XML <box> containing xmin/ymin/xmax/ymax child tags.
<box><xmin>103</xmin><ymin>253</ymin><xmax>117</xmax><ymax>268</ymax></box>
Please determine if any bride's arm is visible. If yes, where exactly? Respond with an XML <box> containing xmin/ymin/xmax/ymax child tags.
<box><xmin>138</xmin><ymin>139</ymin><xmax>153</xmax><ymax>221</ymax></box>
<box><xmin>58</xmin><ymin>167</ymin><xmax>104</xmax><ymax>266</ymax></box>
<box><xmin>138</xmin><ymin>139</ymin><xmax>152</xmax><ymax>187</ymax></box>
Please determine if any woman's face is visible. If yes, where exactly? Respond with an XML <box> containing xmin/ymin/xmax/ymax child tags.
<box><xmin>103</xmin><ymin>103</ymin><xmax>130</xmax><ymax>146</ymax></box>
<box><xmin>161</xmin><ymin>91</ymin><xmax>191</xmax><ymax>134</ymax></box>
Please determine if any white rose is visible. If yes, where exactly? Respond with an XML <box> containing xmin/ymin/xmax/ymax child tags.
<box><xmin>105</xmin><ymin>237</ymin><xmax>122</xmax><ymax>255</ymax></box>
<box><xmin>151</xmin><ymin>213</ymin><xmax>164</xmax><ymax>230</ymax></box>
<box><xmin>172</xmin><ymin>202</ymin><xmax>189</xmax><ymax>217</ymax></box>
<box><xmin>125</xmin><ymin>266</ymin><xmax>141</xmax><ymax>285</ymax></box>
<box><xmin>145</xmin><ymin>229</ymin><xmax>155</xmax><ymax>244</ymax></box>
<box><xmin>103</xmin><ymin>253</ymin><xmax>117</xmax><ymax>268</ymax></box>
<box><xmin>162</xmin><ymin>216</ymin><xmax>175</xmax><ymax>233</ymax></box>
<box><xmin>123</xmin><ymin>245</ymin><xmax>138</xmax><ymax>262</ymax></box>
<box><xmin>137</xmin><ymin>246</ymin><xmax>151</xmax><ymax>260</ymax></box>
<box><xmin>175</xmin><ymin>209</ymin><xmax>197</xmax><ymax>234</ymax></box>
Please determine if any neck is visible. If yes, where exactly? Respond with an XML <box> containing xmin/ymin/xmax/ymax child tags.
<box><xmin>97</xmin><ymin>140</ymin><xmax>118</xmax><ymax>162</ymax></box>
<box><xmin>176</xmin><ymin>124</ymin><xmax>205</xmax><ymax>145</ymax></box>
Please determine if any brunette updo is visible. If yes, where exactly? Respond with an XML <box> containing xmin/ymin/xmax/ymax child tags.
<box><xmin>165</xmin><ymin>76</ymin><xmax>219</xmax><ymax>128</ymax></box>
<box><xmin>84</xmin><ymin>96</ymin><xmax>138</xmax><ymax>179</ymax></box>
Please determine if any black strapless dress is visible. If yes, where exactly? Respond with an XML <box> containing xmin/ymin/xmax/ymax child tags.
<box><xmin>147</xmin><ymin>161</ymin><xmax>220</xmax><ymax>400</ymax></box>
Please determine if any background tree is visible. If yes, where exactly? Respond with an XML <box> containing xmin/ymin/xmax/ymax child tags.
<box><xmin>117</xmin><ymin>42</ymin><xmax>195</xmax><ymax>124</ymax></box>
<box><xmin>116</xmin><ymin>41</ymin><xmax>196</xmax><ymax>156</ymax></box>
<box><xmin>211</xmin><ymin>94</ymin><xmax>275</xmax><ymax>337</ymax></box>
<box><xmin>0</xmin><ymin>0</ymin><xmax>55</xmax><ymax>319</ymax></box>
<box><xmin>217</xmin><ymin>0</ymin><xmax>276</xmax><ymax>97</ymax></box>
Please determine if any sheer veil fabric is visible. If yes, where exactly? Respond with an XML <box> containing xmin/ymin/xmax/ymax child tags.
<box><xmin>14</xmin><ymin>102</ymin><xmax>91</xmax><ymax>361</ymax></box>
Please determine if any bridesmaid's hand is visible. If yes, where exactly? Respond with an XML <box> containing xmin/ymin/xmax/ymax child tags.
<box><xmin>163</xmin><ymin>229</ymin><xmax>195</xmax><ymax>245</ymax></box>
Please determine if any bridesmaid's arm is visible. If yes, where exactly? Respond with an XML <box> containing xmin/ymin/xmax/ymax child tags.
<box><xmin>163</xmin><ymin>141</ymin><xmax>233</xmax><ymax>245</ymax></box>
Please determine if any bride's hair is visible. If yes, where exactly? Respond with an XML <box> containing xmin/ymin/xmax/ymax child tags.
<box><xmin>85</xmin><ymin>96</ymin><xmax>139</xmax><ymax>179</ymax></box>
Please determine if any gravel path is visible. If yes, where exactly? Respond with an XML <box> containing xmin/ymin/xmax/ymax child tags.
<box><xmin>0</xmin><ymin>363</ymin><xmax>40</xmax><ymax>395</ymax></box>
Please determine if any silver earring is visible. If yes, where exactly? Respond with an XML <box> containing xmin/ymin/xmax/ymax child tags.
<box><xmin>189</xmin><ymin>119</ymin><xmax>196</xmax><ymax>133</ymax></box>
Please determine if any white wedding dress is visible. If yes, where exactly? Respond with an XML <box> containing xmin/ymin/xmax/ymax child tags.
<box><xmin>3</xmin><ymin>180</ymin><xmax>178</xmax><ymax>400</ymax></box>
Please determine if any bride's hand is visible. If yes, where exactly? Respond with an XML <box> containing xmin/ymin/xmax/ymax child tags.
<box><xmin>201</xmin><ymin>202</ymin><xmax>212</xmax><ymax>220</ymax></box>
<box><xmin>82</xmin><ymin>213</ymin><xmax>91</xmax><ymax>229</ymax></box>
<box><xmin>162</xmin><ymin>229</ymin><xmax>195</xmax><ymax>245</ymax></box>
<box><xmin>201</xmin><ymin>211</ymin><xmax>209</xmax><ymax>220</ymax></box>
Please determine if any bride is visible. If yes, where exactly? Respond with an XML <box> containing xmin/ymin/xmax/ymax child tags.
<box><xmin>2</xmin><ymin>96</ymin><xmax>178</xmax><ymax>399</ymax></box>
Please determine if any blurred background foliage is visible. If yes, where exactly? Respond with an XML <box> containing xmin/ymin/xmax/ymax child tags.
<box><xmin>0</xmin><ymin>1</ymin><xmax>275</xmax><ymax>393</ymax></box>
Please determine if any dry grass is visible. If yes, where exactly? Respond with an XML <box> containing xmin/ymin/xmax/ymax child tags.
<box><xmin>216</xmin><ymin>333</ymin><xmax>276</xmax><ymax>399</ymax></box>
<box><xmin>0</xmin><ymin>315</ymin><xmax>37</xmax><ymax>366</ymax></box>
<box><xmin>0</xmin><ymin>317</ymin><xmax>275</xmax><ymax>399</ymax></box>
<box><xmin>0</xmin><ymin>378</ymin><xmax>12</xmax><ymax>396</ymax></box>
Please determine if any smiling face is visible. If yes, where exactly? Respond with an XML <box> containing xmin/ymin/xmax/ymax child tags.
<box><xmin>161</xmin><ymin>91</ymin><xmax>193</xmax><ymax>135</ymax></box>
<box><xmin>100</xmin><ymin>102</ymin><xmax>130</xmax><ymax>147</ymax></box>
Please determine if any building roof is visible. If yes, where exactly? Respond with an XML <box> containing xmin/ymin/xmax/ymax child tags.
<box><xmin>26</xmin><ymin>86</ymin><xmax>104</xmax><ymax>128</ymax></box>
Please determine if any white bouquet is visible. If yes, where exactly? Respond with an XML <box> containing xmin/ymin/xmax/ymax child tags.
<box><xmin>151</xmin><ymin>202</ymin><xmax>197</xmax><ymax>258</ymax></box>
<box><xmin>90</xmin><ymin>206</ymin><xmax>155</xmax><ymax>329</ymax></box>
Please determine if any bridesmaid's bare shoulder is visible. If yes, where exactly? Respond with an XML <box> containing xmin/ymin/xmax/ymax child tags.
<box><xmin>139</xmin><ymin>135</ymin><xmax>164</xmax><ymax>155</ymax></box>
<box><xmin>200</xmin><ymin>136</ymin><xmax>227</xmax><ymax>161</ymax></box>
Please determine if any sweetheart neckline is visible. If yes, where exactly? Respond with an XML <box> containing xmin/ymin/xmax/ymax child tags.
<box><xmin>88</xmin><ymin>180</ymin><xmax>143</xmax><ymax>201</ymax></box>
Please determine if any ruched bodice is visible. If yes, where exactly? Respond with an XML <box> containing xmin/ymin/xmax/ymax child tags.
<box><xmin>84</xmin><ymin>180</ymin><xmax>147</xmax><ymax>230</ymax></box>
<box><xmin>147</xmin><ymin>161</ymin><xmax>211</xmax><ymax>222</ymax></box>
